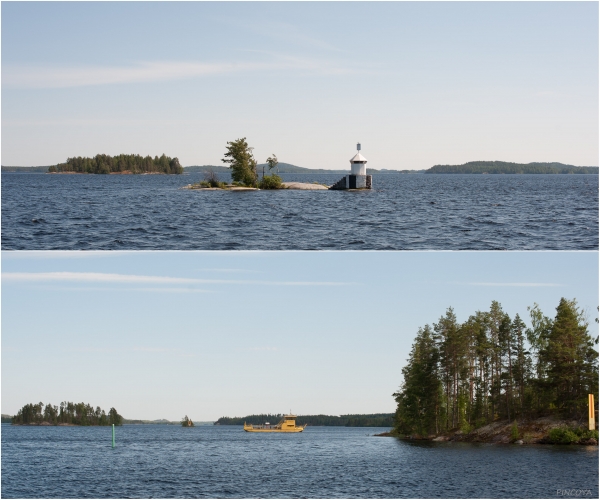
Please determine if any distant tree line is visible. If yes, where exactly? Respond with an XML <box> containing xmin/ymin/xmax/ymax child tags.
<box><xmin>48</xmin><ymin>154</ymin><xmax>183</xmax><ymax>174</ymax></box>
<box><xmin>394</xmin><ymin>299</ymin><xmax>599</xmax><ymax>437</ymax></box>
<box><xmin>426</xmin><ymin>161</ymin><xmax>598</xmax><ymax>174</ymax></box>
<box><xmin>183</xmin><ymin>165</ymin><xmax>422</xmax><ymax>175</ymax></box>
<box><xmin>11</xmin><ymin>401</ymin><xmax>123</xmax><ymax>426</ymax></box>
<box><xmin>215</xmin><ymin>413</ymin><xmax>394</xmax><ymax>427</ymax></box>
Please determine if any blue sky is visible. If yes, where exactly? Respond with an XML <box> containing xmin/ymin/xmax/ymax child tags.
<box><xmin>2</xmin><ymin>2</ymin><xmax>598</xmax><ymax>169</ymax></box>
<box><xmin>2</xmin><ymin>251</ymin><xmax>598</xmax><ymax>421</ymax></box>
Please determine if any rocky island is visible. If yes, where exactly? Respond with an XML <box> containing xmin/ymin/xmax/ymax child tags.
<box><xmin>186</xmin><ymin>138</ymin><xmax>372</xmax><ymax>191</ymax></box>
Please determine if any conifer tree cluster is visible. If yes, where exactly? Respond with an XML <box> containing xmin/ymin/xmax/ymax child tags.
<box><xmin>393</xmin><ymin>298</ymin><xmax>598</xmax><ymax>436</ymax></box>
<box><xmin>48</xmin><ymin>154</ymin><xmax>183</xmax><ymax>174</ymax></box>
<box><xmin>11</xmin><ymin>401</ymin><xmax>122</xmax><ymax>426</ymax></box>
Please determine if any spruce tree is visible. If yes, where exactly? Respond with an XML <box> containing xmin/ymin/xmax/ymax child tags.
<box><xmin>542</xmin><ymin>298</ymin><xmax>598</xmax><ymax>418</ymax></box>
<box><xmin>222</xmin><ymin>137</ymin><xmax>257</xmax><ymax>186</ymax></box>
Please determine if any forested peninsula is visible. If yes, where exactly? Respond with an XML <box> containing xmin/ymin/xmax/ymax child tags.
<box><xmin>391</xmin><ymin>298</ymin><xmax>599</xmax><ymax>445</ymax></box>
<box><xmin>425</xmin><ymin>161</ymin><xmax>598</xmax><ymax>174</ymax></box>
<box><xmin>9</xmin><ymin>401</ymin><xmax>123</xmax><ymax>426</ymax></box>
<box><xmin>47</xmin><ymin>154</ymin><xmax>183</xmax><ymax>174</ymax></box>
<box><xmin>215</xmin><ymin>414</ymin><xmax>394</xmax><ymax>427</ymax></box>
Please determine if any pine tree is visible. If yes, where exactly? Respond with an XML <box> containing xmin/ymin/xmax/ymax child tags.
<box><xmin>510</xmin><ymin>314</ymin><xmax>532</xmax><ymax>418</ymax></box>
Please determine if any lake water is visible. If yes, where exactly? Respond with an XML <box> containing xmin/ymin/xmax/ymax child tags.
<box><xmin>1</xmin><ymin>425</ymin><xmax>597</xmax><ymax>498</ymax></box>
<box><xmin>1</xmin><ymin>173</ymin><xmax>597</xmax><ymax>250</ymax></box>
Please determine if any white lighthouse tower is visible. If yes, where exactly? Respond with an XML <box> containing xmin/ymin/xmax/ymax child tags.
<box><xmin>350</xmin><ymin>143</ymin><xmax>367</xmax><ymax>176</ymax></box>
<box><xmin>329</xmin><ymin>142</ymin><xmax>372</xmax><ymax>190</ymax></box>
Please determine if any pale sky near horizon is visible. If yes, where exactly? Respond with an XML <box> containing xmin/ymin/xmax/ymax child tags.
<box><xmin>2</xmin><ymin>251</ymin><xmax>598</xmax><ymax>421</ymax></box>
<box><xmin>2</xmin><ymin>2</ymin><xmax>598</xmax><ymax>169</ymax></box>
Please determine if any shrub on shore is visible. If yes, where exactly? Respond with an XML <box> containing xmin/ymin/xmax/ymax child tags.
<box><xmin>546</xmin><ymin>426</ymin><xmax>598</xmax><ymax>444</ymax></box>
<box><xmin>548</xmin><ymin>427</ymin><xmax>581</xmax><ymax>444</ymax></box>
<box><xmin>510</xmin><ymin>421</ymin><xmax>520</xmax><ymax>441</ymax></box>
<box><xmin>259</xmin><ymin>174</ymin><xmax>283</xmax><ymax>189</ymax></box>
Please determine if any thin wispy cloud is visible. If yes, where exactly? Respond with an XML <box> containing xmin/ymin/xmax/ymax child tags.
<box><xmin>461</xmin><ymin>282</ymin><xmax>562</xmax><ymax>287</ymax></box>
<box><xmin>0</xmin><ymin>251</ymin><xmax>124</xmax><ymax>260</ymax></box>
<box><xmin>3</xmin><ymin>61</ymin><xmax>254</xmax><ymax>89</ymax></box>
<box><xmin>2</xmin><ymin>272</ymin><xmax>351</xmax><ymax>287</ymax></box>
<box><xmin>3</xmin><ymin>272</ymin><xmax>201</xmax><ymax>285</ymax></box>
<box><xmin>2</xmin><ymin>57</ymin><xmax>353</xmax><ymax>89</ymax></box>
<box><xmin>34</xmin><ymin>286</ymin><xmax>215</xmax><ymax>294</ymax></box>
<box><xmin>247</xmin><ymin>21</ymin><xmax>345</xmax><ymax>53</ymax></box>
<box><xmin>133</xmin><ymin>347</ymin><xmax>179</xmax><ymax>353</ymax></box>
<box><xmin>205</xmin><ymin>14</ymin><xmax>345</xmax><ymax>53</ymax></box>
<box><xmin>68</xmin><ymin>346</ymin><xmax>192</xmax><ymax>357</ymax></box>
<box><xmin>195</xmin><ymin>268</ymin><xmax>259</xmax><ymax>274</ymax></box>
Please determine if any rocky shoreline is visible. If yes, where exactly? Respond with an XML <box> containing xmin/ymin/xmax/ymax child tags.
<box><xmin>48</xmin><ymin>171</ymin><xmax>167</xmax><ymax>175</ymax></box>
<box><xmin>184</xmin><ymin>181</ymin><xmax>329</xmax><ymax>191</ymax></box>
<box><xmin>375</xmin><ymin>416</ymin><xmax>598</xmax><ymax>445</ymax></box>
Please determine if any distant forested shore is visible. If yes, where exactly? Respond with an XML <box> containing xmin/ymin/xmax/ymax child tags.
<box><xmin>185</xmin><ymin>163</ymin><xmax>418</xmax><ymax>175</ymax></box>
<box><xmin>215</xmin><ymin>413</ymin><xmax>394</xmax><ymax>427</ymax></box>
<box><xmin>425</xmin><ymin>161</ymin><xmax>598</xmax><ymax>174</ymax></box>
<box><xmin>3</xmin><ymin>159</ymin><xmax>597</xmax><ymax>175</ymax></box>
<box><xmin>9</xmin><ymin>402</ymin><xmax>123</xmax><ymax>426</ymax></box>
<box><xmin>44</xmin><ymin>154</ymin><xmax>183</xmax><ymax>174</ymax></box>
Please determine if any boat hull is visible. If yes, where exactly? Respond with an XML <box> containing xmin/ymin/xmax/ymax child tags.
<box><xmin>243</xmin><ymin>415</ymin><xmax>306</xmax><ymax>433</ymax></box>
<box><xmin>244</xmin><ymin>427</ymin><xmax>305</xmax><ymax>433</ymax></box>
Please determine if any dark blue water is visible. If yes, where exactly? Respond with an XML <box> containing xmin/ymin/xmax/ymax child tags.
<box><xmin>1</xmin><ymin>425</ymin><xmax>597</xmax><ymax>498</ymax></box>
<box><xmin>1</xmin><ymin>173</ymin><xmax>597</xmax><ymax>250</ymax></box>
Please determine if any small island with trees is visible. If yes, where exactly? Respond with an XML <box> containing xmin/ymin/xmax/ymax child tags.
<box><xmin>181</xmin><ymin>415</ymin><xmax>194</xmax><ymax>427</ymax></box>
<box><xmin>9</xmin><ymin>401</ymin><xmax>123</xmax><ymax>426</ymax></box>
<box><xmin>388</xmin><ymin>298</ymin><xmax>598</xmax><ymax>445</ymax></box>
<box><xmin>186</xmin><ymin>138</ymin><xmax>329</xmax><ymax>191</ymax></box>
<box><xmin>47</xmin><ymin>154</ymin><xmax>183</xmax><ymax>174</ymax></box>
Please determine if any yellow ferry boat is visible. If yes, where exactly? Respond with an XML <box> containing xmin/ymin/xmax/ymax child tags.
<box><xmin>243</xmin><ymin>414</ymin><xmax>307</xmax><ymax>433</ymax></box>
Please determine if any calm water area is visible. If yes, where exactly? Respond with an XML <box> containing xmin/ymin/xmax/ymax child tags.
<box><xmin>1</xmin><ymin>425</ymin><xmax>598</xmax><ymax>498</ymax></box>
<box><xmin>1</xmin><ymin>173</ymin><xmax>597</xmax><ymax>250</ymax></box>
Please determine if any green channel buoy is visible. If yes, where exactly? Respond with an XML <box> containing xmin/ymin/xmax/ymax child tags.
<box><xmin>112</xmin><ymin>424</ymin><xmax>115</xmax><ymax>448</ymax></box>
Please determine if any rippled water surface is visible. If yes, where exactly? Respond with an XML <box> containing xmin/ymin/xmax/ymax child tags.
<box><xmin>1</xmin><ymin>425</ymin><xmax>597</xmax><ymax>498</ymax></box>
<box><xmin>1</xmin><ymin>173</ymin><xmax>597</xmax><ymax>250</ymax></box>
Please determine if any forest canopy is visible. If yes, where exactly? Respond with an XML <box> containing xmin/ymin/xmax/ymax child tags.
<box><xmin>393</xmin><ymin>298</ymin><xmax>599</xmax><ymax>437</ymax></box>
<box><xmin>11</xmin><ymin>401</ymin><xmax>123</xmax><ymax>426</ymax></box>
<box><xmin>48</xmin><ymin>154</ymin><xmax>183</xmax><ymax>174</ymax></box>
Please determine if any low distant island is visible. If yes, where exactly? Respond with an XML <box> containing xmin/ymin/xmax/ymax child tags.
<box><xmin>425</xmin><ymin>161</ymin><xmax>598</xmax><ymax>174</ymax></box>
<box><xmin>3</xmin><ymin>156</ymin><xmax>597</xmax><ymax>176</ymax></box>
<box><xmin>184</xmin><ymin>163</ymin><xmax>415</xmax><ymax>175</ymax></box>
<box><xmin>8</xmin><ymin>401</ymin><xmax>123</xmax><ymax>426</ymax></box>
<box><xmin>214</xmin><ymin>413</ymin><xmax>394</xmax><ymax>427</ymax></box>
<box><xmin>45</xmin><ymin>153</ymin><xmax>183</xmax><ymax>174</ymax></box>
